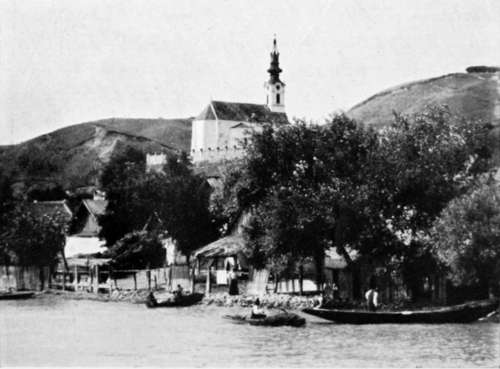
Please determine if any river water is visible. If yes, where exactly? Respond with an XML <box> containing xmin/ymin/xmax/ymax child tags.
<box><xmin>1</xmin><ymin>296</ymin><xmax>499</xmax><ymax>367</ymax></box>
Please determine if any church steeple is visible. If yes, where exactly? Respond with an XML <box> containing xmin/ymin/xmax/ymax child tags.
<box><xmin>265</xmin><ymin>36</ymin><xmax>285</xmax><ymax>113</ymax></box>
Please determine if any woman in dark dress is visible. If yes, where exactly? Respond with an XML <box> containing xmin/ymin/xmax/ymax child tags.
<box><xmin>228</xmin><ymin>267</ymin><xmax>239</xmax><ymax>295</ymax></box>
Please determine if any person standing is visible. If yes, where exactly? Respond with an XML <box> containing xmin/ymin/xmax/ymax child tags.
<box><xmin>365</xmin><ymin>277</ymin><xmax>379</xmax><ymax>311</ymax></box>
<box><xmin>228</xmin><ymin>267</ymin><xmax>239</xmax><ymax>295</ymax></box>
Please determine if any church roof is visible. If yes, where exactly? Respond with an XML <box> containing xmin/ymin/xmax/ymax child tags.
<box><xmin>196</xmin><ymin>100</ymin><xmax>288</xmax><ymax>125</ymax></box>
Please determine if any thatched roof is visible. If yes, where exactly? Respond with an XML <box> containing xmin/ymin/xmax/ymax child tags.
<box><xmin>192</xmin><ymin>235</ymin><xmax>246</xmax><ymax>259</ymax></box>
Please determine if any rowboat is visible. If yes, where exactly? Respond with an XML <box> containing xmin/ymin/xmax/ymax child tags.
<box><xmin>303</xmin><ymin>299</ymin><xmax>499</xmax><ymax>324</ymax></box>
<box><xmin>0</xmin><ymin>291</ymin><xmax>36</xmax><ymax>300</ymax></box>
<box><xmin>145</xmin><ymin>292</ymin><xmax>204</xmax><ymax>308</ymax></box>
<box><xmin>224</xmin><ymin>312</ymin><xmax>306</xmax><ymax>327</ymax></box>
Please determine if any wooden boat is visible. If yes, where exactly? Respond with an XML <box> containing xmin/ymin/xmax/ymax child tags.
<box><xmin>224</xmin><ymin>312</ymin><xmax>306</xmax><ymax>327</ymax></box>
<box><xmin>303</xmin><ymin>299</ymin><xmax>499</xmax><ymax>324</ymax></box>
<box><xmin>0</xmin><ymin>291</ymin><xmax>35</xmax><ymax>300</ymax></box>
<box><xmin>145</xmin><ymin>292</ymin><xmax>204</xmax><ymax>308</ymax></box>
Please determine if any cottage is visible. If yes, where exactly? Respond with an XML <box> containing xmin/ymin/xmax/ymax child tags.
<box><xmin>66</xmin><ymin>199</ymin><xmax>107</xmax><ymax>257</ymax></box>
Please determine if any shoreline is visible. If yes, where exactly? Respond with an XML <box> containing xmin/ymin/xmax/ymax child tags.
<box><xmin>41</xmin><ymin>289</ymin><xmax>320</xmax><ymax>310</ymax></box>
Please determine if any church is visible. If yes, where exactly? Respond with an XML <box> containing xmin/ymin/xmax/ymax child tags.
<box><xmin>190</xmin><ymin>37</ymin><xmax>289</xmax><ymax>164</ymax></box>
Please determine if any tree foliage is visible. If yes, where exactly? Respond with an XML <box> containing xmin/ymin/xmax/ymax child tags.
<box><xmin>1</xmin><ymin>204</ymin><xmax>67</xmax><ymax>267</ymax></box>
<box><xmin>107</xmin><ymin>231</ymin><xmax>165</xmax><ymax>270</ymax></box>
<box><xmin>99</xmin><ymin>147</ymin><xmax>221</xmax><ymax>264</ymax></box>
<box><xmin>224</xmin><ymin>108</ymin><xmax>493</xmax><ymax>295</ymax></box>
<box><xmin>431</xmin><ymin>177</ymin><xmax>500</xmax><ymax>293</ymax></box>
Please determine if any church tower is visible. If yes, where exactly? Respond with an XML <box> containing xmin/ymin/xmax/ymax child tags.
<box><xmin>265</xmin><ymin>36</ymin><xmax>285</xmax><ymax>113</ymax></box>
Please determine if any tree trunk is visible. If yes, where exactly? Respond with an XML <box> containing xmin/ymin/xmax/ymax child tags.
<box><xmin>314</xmin><ymin>250</ymin><xmax>325</xmax><ymax>292</ymax></box>
<box><xmin>299</xmin><ymin>264</ymin><xmax>304</xmax><ymax>295</ymax></box>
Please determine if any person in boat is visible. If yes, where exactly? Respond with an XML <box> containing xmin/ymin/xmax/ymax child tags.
<box><xmin>146</xmin><ymin>292</ymin><xmax>158</xmax><ymax>307</ymax></box>
<box><xmin>251</xmin><ymin>298</ymin><xmax>267</xmax><ymax>319</ymax></box>
<box><xmin>365</xmin><ymin>278</ymin><xmax>379</xmax><ymax>311</ymax></box>
<box><xmin>173</xmin><ymin>284</ymin><xmax>183</xmax><ymax>301</ymax></box>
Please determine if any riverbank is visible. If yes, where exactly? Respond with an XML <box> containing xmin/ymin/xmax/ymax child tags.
<box><xmin>40</xmin><ymin>289</ymin><xmax>500</xmax><ymax>322</ymax></box>
<box><xmin>42</xmin><ymin>289</ymin><xmax>320</xmax><ymax>309</ymax></box>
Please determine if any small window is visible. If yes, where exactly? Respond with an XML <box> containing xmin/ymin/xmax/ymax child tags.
<box><xmin>276</xmin><ymin>93</ymin><xmax>280</xmax><ymax>104</ymax></box>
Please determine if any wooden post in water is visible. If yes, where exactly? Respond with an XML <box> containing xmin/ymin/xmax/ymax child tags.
<box><xmin>133</xmin><ymin>272</ymin><xmax>137</xmax><ymax>291</ymax></box>
<box><xmin>147</xmin><ymin>269</ymin><xmax>151</xmax><ymax>291</ymax></box>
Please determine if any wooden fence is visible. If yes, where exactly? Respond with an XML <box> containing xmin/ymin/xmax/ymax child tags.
<box><xmin>0</xmin><ymin>266</ymin><xmax>51</xmax><ymax>291</ymax></box>
<box><xmin>51</xmin><ymin>265</ymin><xmax>192</xmax><ymax>293</ymax></box>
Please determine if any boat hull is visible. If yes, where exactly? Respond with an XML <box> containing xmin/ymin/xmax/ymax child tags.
<box><xmin>303</xmin><ymin>299</ymin><xmax>499</xmax><ymax>324</ymax></box>
<box><xmin>224</xmin><ymin>312</ymin><xmax>306</xmax><ymax>327</ymax></box>
<box><xmin>146</xmin><ymin>293</ymin><xmax>204</xmax><ymax>308</ymax></box>
<box><xmin>0</xmin><ymin>291</ymin><xmax>35</xmax><ymax>300</ymax></box>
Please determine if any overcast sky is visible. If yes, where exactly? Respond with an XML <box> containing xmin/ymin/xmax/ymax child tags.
<box><xmin>1</xmin><ymin>0</ymin><xmax>500</xmax><ymax>144</ymax></box>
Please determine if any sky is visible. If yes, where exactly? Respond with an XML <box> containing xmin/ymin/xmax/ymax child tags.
<box><xmin>1</xmin><ymin>0</ymin><xmax>500</xmax><ymax>145</ymax></box>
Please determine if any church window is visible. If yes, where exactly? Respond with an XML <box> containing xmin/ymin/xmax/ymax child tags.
<box><xmin>276</xmin><ymin>93</ymin><xmax>280</xmax><ymax>104</ymax></box>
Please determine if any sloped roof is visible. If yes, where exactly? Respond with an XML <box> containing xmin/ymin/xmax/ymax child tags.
<box><xmin>192</xmin><ymin>235</ymin><xmax>246</xmax><ymax>258</ymax></box>
<box><xmin>82</xmin><ymin>199</ymin><xmax>107</xmax><ymax>217</ymax></box>
<box><xmin>196</xmin><ymin>100</ymin><xmax>288</xmax><ymax>125</ymax></box>
<box><xmin>27</xmin><ymin>201</ymin><xmax>73</xmax><ymax>223</ymax></box>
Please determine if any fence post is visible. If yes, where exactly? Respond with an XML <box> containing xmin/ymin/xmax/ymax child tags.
<box><xmin>133</xmin><ymin>272</ymin><xmax>137</xmax><ymax>291</ymax></box>
<box><xmin>206</xmin><ymin>266</ymin><xmax>211</xmax><ymax>294</ymax></box>
<box><xmin>190</xmin><ymin>266</ymin><xmax>195</xmax><ymax>293</ymax></box>
<box><xmin>93</xmin><ymin>265</ymin><xmax>99</xmax><ymax>294</ymax></box>
<box><xmin>147</xmin><ymin>269</ymin><xmax>151</xmax><ymax>291</ymax></box>
<box><xmin>73</xmin><ymin>264</ymin><xmax>78</xmax><ymax>291</ymax></box>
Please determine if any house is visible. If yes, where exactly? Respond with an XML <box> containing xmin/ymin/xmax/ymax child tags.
<box><xmin>27</xmin><ymin>200</ymin><xmax>73</xmax><ymax>224</ymax></box>
<box><xmin>66</xmin><ymin>199</ymin><xmax>108</xmax><ymax>257</ymax></box>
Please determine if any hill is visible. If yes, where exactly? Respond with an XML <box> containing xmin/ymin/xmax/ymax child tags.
<box><xmin>0</xmin><ymin>118</ymin><xmax>192</xmax><ymax>193</ymax></box>
<box><xmin>348</xmin><ymin>68</ymin><xmax>500</xmax><ymax>162</ymax></box>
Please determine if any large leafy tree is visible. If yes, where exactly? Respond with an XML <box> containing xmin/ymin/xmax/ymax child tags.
<box><xmin>431</xmin><ymin>176</ymin><xmax>500</xmax><ymax>296</ymax></box>
<box><xmin>3</xmin><ymin>204</ymin><xmax>67</xmax><ymax>268</ymax></box>
<box><xmin>228</xmin><ymin>108</ymin><xmax>493</xmax><ymax>298</ymax></box>
<box><xmin>99</xmin><ymin>147</ymin><xmax>148</xmax><ymax>245</ymax></box>
<box><xmin>370</xmin><ymin>108</ymin><xmax>493</xmax><ymax>297</ymax></box>
<box><xmin>233</xmin><ymin>116</ymin><xmax>380</xmax><ymax>290</ymax></box>
<box><xmin>99</xmin><ymin>148</ymin><xmax>221</xmax><ymax>265</ymax></box>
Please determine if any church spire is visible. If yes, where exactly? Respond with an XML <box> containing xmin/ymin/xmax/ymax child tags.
<box><xmin>265</xmin><ymin>35</ymin><xmax>285</xmax><ymax>113</ymax></box>
<box><xmin>267</xmin><ymin>35</ymin><xmax>282</xmax><ymax>84</ymax></box>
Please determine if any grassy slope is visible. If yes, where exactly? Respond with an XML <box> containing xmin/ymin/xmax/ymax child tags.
<box><xmin>0</xmin><ymin>118</ymin><xmax>192</xmax><ymax>190</ymax></box>
<box><xmin>348</xmin><ymin>72</ymin><xmax>500</xmax><ymax>128</ymax></box>
<box><xmin>348</xmin><ymin>72</ymin><xmax>500</xmax><ymax>163</ymax></box>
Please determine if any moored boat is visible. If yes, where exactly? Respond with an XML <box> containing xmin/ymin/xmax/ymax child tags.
<box><xmin>303</xmin><ymin>299</ymin><xmax>499</xmax><ymax>324</ymax></box>
<box><xmin>0</xmin><ymin>291</ymin><xmax>36</xmax><ymax>300</ymax></box>
<box><xmin>224</xmin><ymin>312</ymin><xmax>306</xmax><ymax>327</ymax></box>
<box><xmin>145</xmin><ymin>292</ymin><xmax>204</xmax><ymax>308</ymax></box>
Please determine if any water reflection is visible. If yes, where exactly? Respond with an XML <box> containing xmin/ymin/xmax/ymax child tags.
<box><xmin>0</xmin><ymin>296</ymin><xmax>499</xmax><ymax>367</ymax></box>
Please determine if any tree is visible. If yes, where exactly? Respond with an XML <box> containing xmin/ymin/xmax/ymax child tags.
<box><xmin>99</xmin><ymin>146</ymin><xmax>148</xmax><ymax>245</ymax></box>
<box><xmin>369</xmin><ymin>108</ymin><xmax>493</xmax><ymax>298</ymax></box>
<box><xmin>107</xmin><ymin>231</ymin><xmax>165</xmax><ymax>270</ymax></box>
<box><xmin>233</xmin><ymin>116</ymin><xmax>380</xmax><ymax>291</ymax></box>
<box><xmin>431</xmin><ymin>176</ymin><xmax>500</xmax><ymax>296</ymax></box>
<box><xmin>0</xmin><ymin>170</ymin><xmax>14</xmax><ymax>264</ymax></box>
<box><xmin>99</xmin><ymin>148</ymin><xmax>221</xmax><ymax>265</ymax></box>
<box><xmin>3</xmin><ymin>204</ymin><xmax>67</xmax><ymax>268</ymax></box>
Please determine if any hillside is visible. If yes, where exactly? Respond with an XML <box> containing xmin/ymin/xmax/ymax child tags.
<box><xmin>0</xmin><ymin>118</ymin><xmax>192</xmax><ymax>192</ymax></box>
<box><xmin>348</xmin><ymin>69</ymin><xmax>500</xmax><ymax>162</ymax></box>
<box><xmin>348</xmin><ymin>70</ymin><xmax>500</xmax><ymax>128</ymax></box>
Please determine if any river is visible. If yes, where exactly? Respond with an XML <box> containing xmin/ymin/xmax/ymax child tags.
<box><xmin>1</xmin><ymin>295</ymin><xmax>499</xmax><ymax>367</ymax></box>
